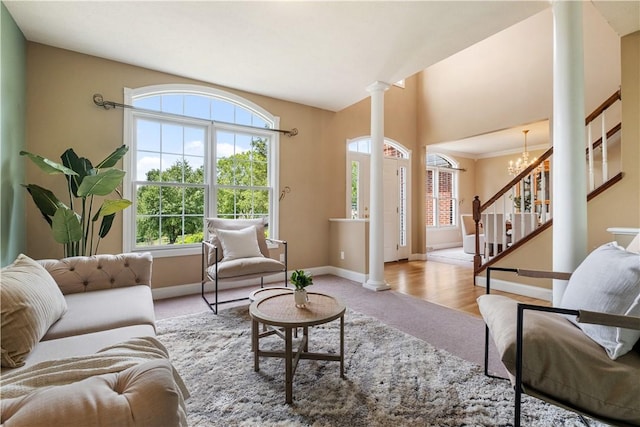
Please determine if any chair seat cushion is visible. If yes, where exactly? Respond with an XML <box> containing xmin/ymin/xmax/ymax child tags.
<box><xmin>478</xmin><ymin>294</ymin><xmax>640</xmax><ymax>425</ymax></box>
<box><xmin>207</xmin><ymin>257</ymin><xmax>285</xmax><ymax>280</ymax></box>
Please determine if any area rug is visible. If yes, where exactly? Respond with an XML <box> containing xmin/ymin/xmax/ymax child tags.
<box><xmin>426</xmin><ymin>247</ymin><xmax>474</xmax><ymax>266</ymax></box>
<box><xmin>156</xmin><ymin>306</ymin><xmax>599</xmax><ymax>427</ymax></box>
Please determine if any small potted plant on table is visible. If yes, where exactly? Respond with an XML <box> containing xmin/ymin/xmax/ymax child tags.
<box><xmin>290</xmin><ymin>269</ymin><xmax>313</xmax><ymax>308</ymax></box>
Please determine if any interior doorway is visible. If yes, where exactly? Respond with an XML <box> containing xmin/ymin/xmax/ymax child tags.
<box><xmin>347</xmin><ymin>137</ymin><xmax>411</xmax><ymax>262</ymax></box>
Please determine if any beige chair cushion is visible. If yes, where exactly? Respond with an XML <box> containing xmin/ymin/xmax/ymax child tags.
<box><xmin>1</xmin><ymin>255</ymin><xmax>68</xmax><ymax>368</ymax></box>
<box><xmin>478</xmin><ymin>294</ymin><xmax>640</xmax><ymax>425</ymax></box>
<box><xmin>206</xmin><ymin>257</ymin><xmax>285</xmax><ymax>280</ymax></box>
<box><xmin>205</xmin><ymin>218</ymin><xmax>269</xmax><ymax>263</ymax></box>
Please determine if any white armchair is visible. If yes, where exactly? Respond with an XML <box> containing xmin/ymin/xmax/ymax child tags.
<box><xmin>460</xmin><ymin>214</ymin><xmax>484</xmax><ymax>255</ymax></box>
<box><xmin>201</xmin><ymin>217</ymin><xmax>287</xmax><ymax>314</ymax></box>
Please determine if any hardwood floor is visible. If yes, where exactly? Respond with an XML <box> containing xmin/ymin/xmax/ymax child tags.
<box><xmin>383</xmin><ymin>259</ymin><xmax>549</xmax><ymax>317</ymax></box>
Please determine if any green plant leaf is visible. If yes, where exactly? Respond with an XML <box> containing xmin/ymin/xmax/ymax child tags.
<box><xmin>20</xmin><ymin>151</ymin><xmax>78</xmax><ymax>176</ymax></box>
<box><xmin>77</xmin><ymin>169</ymin><xmax>126</xmax><ymax>197</ymax></box>
<box><xmin>61</xmin><ymin>149</ymin><xmax>93</xmax><ymax>197</ymax></box>
<box><xmin>52</xmin><ymin>207</ymin><xmax>82</xmax><ymax>244</ymax></box>
<box><xmin>94</xmin><ymin>199</ymin><xmax>133</xmax><ymax>219</ymax></box>
<box><xmin>23</xmin><ymin>184</ymin><xmax>63</xmax><ymax>218</ymax></box>
<box><xmin>98</xmin><ymin>213</ymin><xmax>115</xmax><ymax>238</ymax></box>
<box><xmin>96</xmin><ymin>145</ymin><xmax>129</xmax><ymax>169</ymax></box>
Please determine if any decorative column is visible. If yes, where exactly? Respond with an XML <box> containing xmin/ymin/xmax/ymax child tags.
<box><xmin>552</xmin><ymin>0</ymin><xmax>587</xmax><ymax>305</ymax></box>
<box><xmin>364</xmin><ymin>81</ymin><xmax>391</xmax><ymax>291</ymax></box>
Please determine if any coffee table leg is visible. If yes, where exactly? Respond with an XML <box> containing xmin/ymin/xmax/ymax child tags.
<box><xmin>253</xmin><ymin>319</ymin><xmax>259</xmax><ymax>371</ymax></box>
<box><xmin>285</xmin><ymin>327</ymin><xmax>293</xmax><ymax>403</ymax></box>
<box><xmin>340</xmin><ymin>315</ymin><xmax>345</xmax><ymax>378</ymax></box>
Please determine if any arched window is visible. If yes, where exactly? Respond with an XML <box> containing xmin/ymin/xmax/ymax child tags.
<box><xmin>426</xmin><ymin>153</ymin><xmax>458</xmax><ymax>228</ymax></box>
<box><xmin>123</xmin><ymin>84</ymin><xmax>279</xmax><ymax>256</ymax></box>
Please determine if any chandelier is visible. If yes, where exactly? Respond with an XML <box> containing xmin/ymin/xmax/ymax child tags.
<box><xmin>508</xmin><ymin>129</ymin><xmax>537</xmax><ymax>176</ymax></box>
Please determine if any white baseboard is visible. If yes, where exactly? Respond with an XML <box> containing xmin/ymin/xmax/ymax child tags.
<box><xmin>474</xmin><ymin>276</ymin><xmax>552</xmax><ymax>301</ymax></box>
<box><xmin>151</xmin><ymin>266</ymin><xmax>361</xmax><ymax>300</ymax></box>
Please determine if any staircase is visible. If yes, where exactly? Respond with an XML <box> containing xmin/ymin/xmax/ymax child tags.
<box><xmin>472</xmin><ymin>90</ymin><xmax>623</xmax><ymax>276</ymax></box>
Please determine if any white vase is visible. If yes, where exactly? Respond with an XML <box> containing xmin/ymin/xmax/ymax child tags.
<box><xmin>294</xmin><ymin>289</ymin><xmax>308</xmax><ymax>307</ymax></box>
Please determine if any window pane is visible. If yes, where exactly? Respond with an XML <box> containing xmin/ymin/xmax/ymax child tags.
<box><xmin>160</xmin><ymin>216</ymin><xmax>183</xmax><ymax>244</ymax></box>
<box><xmin>185</xmin><ymin>187</ymin><xmax>205</xmax><ymax>215</ymax></box>
<box><xmin>137</xmin><ymin>152</ymin><xmax>161</xmax><ymax>181</ymax></box>
<box><xmin>212</xmin><ymin>99</ymin><xmax>234</xmax><ymax>122</ymax></box>
<box><xmin>134</xmin><ymin>96</ymin><xmax>161</xmax><ymax>111</ymax></box>
<box><xmin>184</xmin><ymin>95</ymin><xmax>210</xmax><ymax>120</ymax></box>
<box><xmin>216</xmin><ymin>131</ymin><xmax>235</xmax><ymax>159</ymax></box>
<box><xmin>351</xmin><ymin>161</ymin><xmax>359</xmax><ymax>219</ymax></box>
<box><xmin>184</xmin><ymin>127</ymin><xmax>205</xmax><ymax>157</ymax></box>
<box><xmin>136</xmin><ymin>119</ymin><xmax>161</xmax><ymax>152</ymax></box>
<box><xmin>136</xmin><ymin>184</ymin><xmax>160</xmax><ymax>215</ymax></box>
<box><xmin>184</xmin><ymin>156</ymin><xmax>204</xmax><ymax>184</ymax></box>
<box><xmin>161</xmin><ymin>154</ymin><xmax>183</xmax><ymax>182</ymax></box>
<box><xmin>136</xmin><ymin>215</ymin><xmax>159</xmax><ymax>246</ymax></box>
<box><xmin>162</xmin><ymin>124</ymin><xmax>183</xmax><ymax>155</ymax></box>
<box><xmin>161</xmin><ymin>95</ymin><xmax>183</xmax><ymax>115</ymax></box>
<box><xmin>161</xmin><ymin>187</ymin><xmax>183</xmax><ymax>215</ymax></box>
<box><xmin>235</xmin><ymin>107</ymin><xmax>252</xmax><ymax>126</ymax></box>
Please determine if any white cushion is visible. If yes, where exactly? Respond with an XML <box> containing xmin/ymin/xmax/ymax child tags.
<box><xmin>1</xmin><ymin>254</ymin><xmax>68</xmax><ymax>368</ymax></box>
<box><xmin>215</xmin><ymin>226</ymin><xmax>264</xmax><ymax>261</ymax></box>
<box><xmin>560</xmin><ymin>242</ymin><xmax>640</xmax><ymax>360</ymax></box>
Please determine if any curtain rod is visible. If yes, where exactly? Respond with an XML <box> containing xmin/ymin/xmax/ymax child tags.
<box><xmin>92</xmin><ymin>93</ymin><xmax>298</xmax><ymax>137</ymax></box>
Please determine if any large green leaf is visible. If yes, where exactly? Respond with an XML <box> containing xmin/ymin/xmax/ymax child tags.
<box><xmin>96</xmin><ymin>145</ymin><xmax>129</xmax><ymax>169</ymax></box>
<box><xmin>61</xmin><ymin>149</ymin><xmax>93</xmax><ymax>197</ymax></box>
<box><xmin>21</xmin><ymin>151</ymin><xmax>79</xmax><ymax>176</ymax></box>
<box><xmin>77</xmin><ymin>169</ymin><xmax>126</xmax><ymax>197</ymax></box>
<box><xmin>95</xmin><ymin>199</ymin><xmax>132</xmax><ymax>218</ymax></box>
<box><xmin>98</xmin><ymin>214</ymin><xmax>116</xmax><ymax>238</ymax></box>
<box><xmin>52</xmin><ymin>208</ymin><xmax>82</xmax><ymax>244</ymax></box>
<box><xmin>23</xmin><ymin>184</ymin><xmax>64</xmax><ymax>223</ymax></box>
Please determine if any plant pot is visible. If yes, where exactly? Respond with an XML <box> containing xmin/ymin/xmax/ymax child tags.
<box><xmin>294</xmin><ymin>289</ymin><xmax>308</xmax><ymax>308</ymax></box>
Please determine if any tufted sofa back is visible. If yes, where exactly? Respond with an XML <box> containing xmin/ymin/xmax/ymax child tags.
<box><xmin>38</xmin><ymin>253</ymin><xmax>153</xmax><ymax>295</ymax></box>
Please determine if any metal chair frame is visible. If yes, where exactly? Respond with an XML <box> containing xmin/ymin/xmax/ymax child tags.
<box><xmin>201</xmin><ymin>238</ymin><xmax>288</xmax><ymax>314</ymax></box>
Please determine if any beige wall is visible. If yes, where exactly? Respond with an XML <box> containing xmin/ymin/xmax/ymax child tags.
<box><xmin>25</xmin><ymin>43</ymin><xmax>336</xmax><ymax>289</ymax></box>
<box><xmin>328</xmin><ymin>220</ymin><xmax>369</xmax><ymax>273</ymax></box>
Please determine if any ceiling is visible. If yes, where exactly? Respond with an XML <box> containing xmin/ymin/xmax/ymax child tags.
<box><xmin>4</xmin><ymin>0</ymin><xmax>639</xmax><ymax>154</ymax></box>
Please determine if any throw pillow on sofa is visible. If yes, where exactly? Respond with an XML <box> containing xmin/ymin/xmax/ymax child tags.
<box><xmin>1</xmin><ymin>254</ymin><xmax>68</xmax><ymax>368</ymax></box>
<box><xmin>560</xmin><ymin>242</ymin><xmax>640</xmax><ymax>360</ymax></box>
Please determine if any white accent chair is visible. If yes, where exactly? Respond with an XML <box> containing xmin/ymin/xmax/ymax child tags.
<box><xmin>460</xmin><ymin>214</ymin><xmax>484</xmax><ymax>255</ymax></box>
<box><xmin>201</xmin><ymin>217</ymin><xmax>287</xmax><ymax>314</ymax></box>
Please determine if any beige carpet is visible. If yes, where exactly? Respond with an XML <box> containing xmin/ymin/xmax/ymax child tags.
<box><xmin>156</xmin><ymin>305</ymin><xmax>603</xmax><ymax>426</ymax></box>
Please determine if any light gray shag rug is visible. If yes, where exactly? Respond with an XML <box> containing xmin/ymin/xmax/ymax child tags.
<box><xmin>156</xmin><ymin>306</ymin><xmax>601</xmax><ymax>427</ymax></box>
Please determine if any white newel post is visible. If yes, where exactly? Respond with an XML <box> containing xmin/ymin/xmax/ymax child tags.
<box><xmin>364</xmin><ymin>81</ymin><xmax>391</xmax><ymax>291</ymax></box>
<box><xmin>552</xmin><ymin>0</ymin><xmax>587</xmax><ymax>305</ymax></box>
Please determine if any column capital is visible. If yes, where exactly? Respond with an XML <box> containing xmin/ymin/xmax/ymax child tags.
<box><xmin>366</xmin><ymin>81</ymin><xmax>391</xmax><ymax>93</ymax></box>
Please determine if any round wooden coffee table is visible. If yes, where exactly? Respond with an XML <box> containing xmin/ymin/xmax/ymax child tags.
<box><xmin>249</xmin><ymin>292</ymin><xmax>346</xmax><ymax>403</ymax></box>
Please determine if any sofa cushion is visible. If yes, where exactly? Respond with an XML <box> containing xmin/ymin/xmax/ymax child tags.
<box><xmin>42</xmin><ymin>285</ymin><xmax>155</xmax><ymax>341</ymax></box>
<box><xmin>11</xmin><ymin>324</ymin><xmax>156</xmax><ymax>370</ymax></box>
<box><xmin>215</xmin><ymin>225</ymin><xmax>264</xmax><ymax>261</ymax></box>
<box><xmin>1</xmin><ymin>359</ymin><xmax>186</xmax><ymax>427</ymax></box>
<box><xmin>560</xmin><ymin>242</ymin><xmax>640</xmax><ymax>359</ymax></box>
<box><xmin>1</xmin><ymin>254</ymin><xmax>68</xmax><ymax>368</ymax></box>
<box><xmin>478</xmin><ymin>294</ymin><xmax>640</xmax><ymax>425</ymax></box>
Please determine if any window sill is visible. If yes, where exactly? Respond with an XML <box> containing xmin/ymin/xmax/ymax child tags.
<box><xmin>130</xmin><ymin>245</ymin><xmax>201</xmax><ymax>258</ymax></box>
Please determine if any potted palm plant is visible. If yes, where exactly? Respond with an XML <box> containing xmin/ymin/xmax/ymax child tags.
<box><xmin>290</xmin><ymin>269</ymin><xmax>313</xmax><ymax>307</ymax></box>
<box><xmin>21</xmin><ymin>145</ymin><xmax>131</xmax><ymax>257</ymax></box>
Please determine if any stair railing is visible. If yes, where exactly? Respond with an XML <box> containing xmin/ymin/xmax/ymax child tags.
<box><xmin>472</xmin><ymin>89</ymin><xmax>622</xmax><ymax>276</ymax></box>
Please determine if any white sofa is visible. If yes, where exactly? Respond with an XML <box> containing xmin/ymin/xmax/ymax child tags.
<box><xmin>0</xmin><ymin>253</ymin><xmax>188</xmax><ymax>427</ymax></box>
